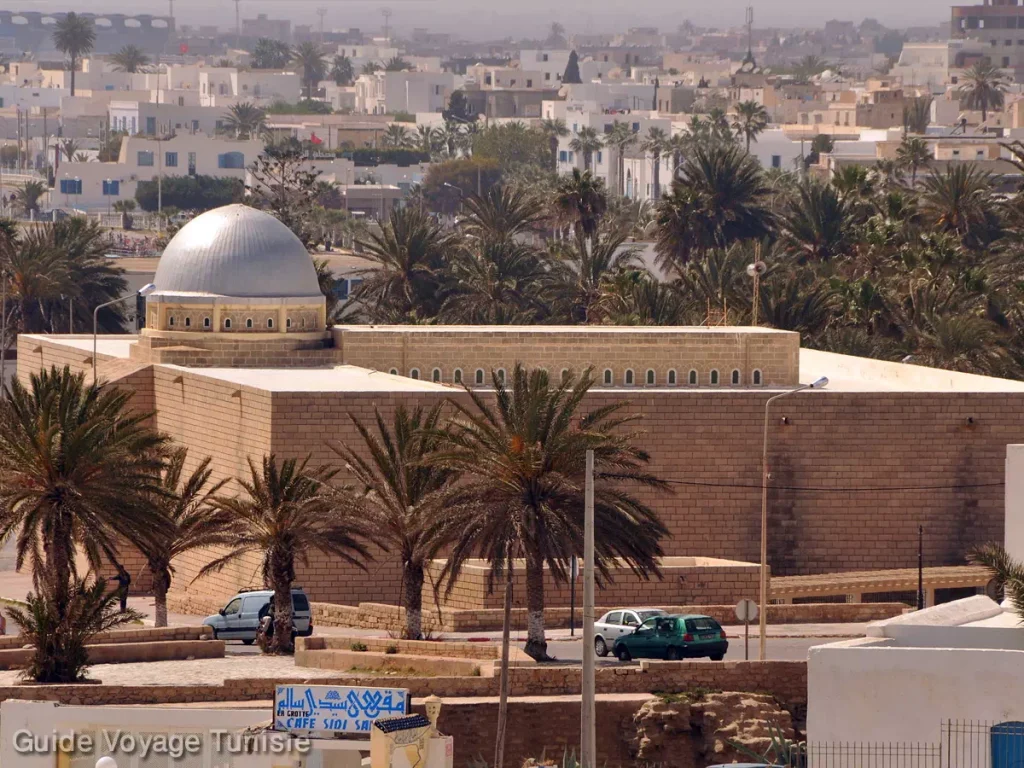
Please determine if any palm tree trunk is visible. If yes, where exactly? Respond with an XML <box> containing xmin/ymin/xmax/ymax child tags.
<box><xmin>70</xmin><ymin>57</ymin><xmax>76</xmax><ymax>97</ymax></box>
<box><xmin>619</xmin><ymin>151</ymin><xmax>625</xmax><ymax>197</ymax></box>
<box><xmin>402</xmin><ymin>560</ymin><xmax>425</xmax><ymax>640</ymax></box>
<box><xmin>46</xmin><ymin>520</ymin><xmax>72</xmax><ymax>612</ymax></box>
<box><xmin>494</xmin><ymin>552</ymin><xmax>513</xmax><ymax>768</ymax></box>
<box><xmin>653</xmin><ymin>158</ymin><xmax>661</xmax><ymax>201</ymax></box>
<box><xmin>151</xmin><ymin>563</ymin><xmax>170</xmax><ymax>628</ymax></box>
<box><xmin>746</xmin><ymin>134</ymin><xmax>751</xmax><ymax>153</ymax></box>
<box><xmin>523</xmin><ymin>549</ymin><xmax>548</xmax><ymax>660</ymax></box>
<box><xmin>584</xmin><ymin>152</ymin><xmax>592</xmax><ymax>172</ymax></box>
<box><xmin>550</xmin><ymin>136</ymin><xmax>559</xmax><ymax>170</ymax></box>
<box><xmin>270</xmin><ymin>553</ymin><xmax>295</xmax><ymax>654</ymax></box>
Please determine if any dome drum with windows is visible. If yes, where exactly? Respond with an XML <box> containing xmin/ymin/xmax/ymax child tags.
<box><xmin>131</xmin><ymin>205</ymin><xmax>331</xmax><ymax>368</ymax></box>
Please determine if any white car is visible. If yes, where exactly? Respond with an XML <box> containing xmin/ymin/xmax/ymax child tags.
<box><xmin>594</xmin><ymin>607</ymin><xmax>667</xmax><ymax>657</ymax></box>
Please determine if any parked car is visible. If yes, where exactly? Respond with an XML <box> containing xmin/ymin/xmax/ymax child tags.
<box><xmin>202</xmin><ymin>587</ymin><xmax>313</xmax><ymax>644</ymax></box>
<box><xmin>612</xmin><ymin>614</ymin><xmax>728</xmax><ymax>662</ymax></box>
<box><xmin>594</xmin><ymin>608</ymin><xmax>667</xmax><ymax>657</ymax></box>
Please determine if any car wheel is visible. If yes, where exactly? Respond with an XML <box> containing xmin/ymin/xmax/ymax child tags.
<box><xmin>666</xmin><ymin>646</ymin><xmax>681</xmax><ymax>661</ymax></box>
<box><xmin>595</xmin><ymin>637</ymin><xmax>608</xmax><ymax>657</ymax></box>
<box><xmin>242</xmin><ymin>638</ymin><xmax>255</xmax><ymax>646</ymax></box>
<box><xmin>710</xmin><ymin>653</ymin><xmax>724</xmax><ymax>661</ymax></box>
<box><xmin>616</xmin><ymin>645</ymin><xmax>632</xmax><ymax>662</ymax></box>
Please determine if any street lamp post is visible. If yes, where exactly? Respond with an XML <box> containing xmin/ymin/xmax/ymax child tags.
<box><xmin>93</xmin><ymin>283</ymin><xmax>156</xmax><ymax>382</ymax></box>
<box><xmin>759</xmin><ymin>376</ymin><xmax>828</xmax><ymax>661</ymax></box>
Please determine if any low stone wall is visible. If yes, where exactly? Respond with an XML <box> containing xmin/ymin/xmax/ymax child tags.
<box><xmin>299</xmin><ymin>636</ymin><xmax>503</xmax><ymax>660</ymax></box>
<box><xmin>0</xmin><ymin>660</ymin><xmax>807</xmax><ymax>712</ymax></box>
<box><xmin>297</xmin><ymin>648</ymin><xmax>483</xmax><ymax>677</ymax></box>
<box><xmin>0</xmin><ymin>639</ymin><xmax>225</xmax><ymax>670</ymax></box>
<box><xmin>427</xmin><ymin>557</ymin><xmax>761</xmax><ymax>611</ymax></box>
<box><xmin>0</xmin><ymin>625</ymin><xmax>213</xmax><ymax>651</ymax></box>
<box><xmin>310</xmin><ymin>601</ymin><xmax>905</xmax><ymax>633</ymax></box>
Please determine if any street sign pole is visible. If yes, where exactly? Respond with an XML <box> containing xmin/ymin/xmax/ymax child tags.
<box><xmin>734</xmin><ymin>599</ymin><xmax>758</xmax><ymax>662</ymax></box>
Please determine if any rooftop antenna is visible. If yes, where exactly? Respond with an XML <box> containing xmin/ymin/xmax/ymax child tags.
<box><xmin>317</xmin><ymin>7</ymin><xmax>328</xmax><ymax>44</ymax></box>
<box><xmin>381</xmin><ymin>7</ymin><xmax>393</xmax><ymax>43</ymax></box>
<box><xmin>746</xmin><ymin>6</ymin><xmax>754</xmax><ymax>60</ymax></box>
<box><xmin>168</xmin><ymin>0</ymin><xmax>175</xmax><ymax>21</ymax></box>
<box><xmin>233</xmin><ymin>0</ymin><xmax>242</xmax><ymax>49</ymax></box>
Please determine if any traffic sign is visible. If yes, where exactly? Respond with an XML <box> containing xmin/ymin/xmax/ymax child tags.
<box><xmin>735</xmin><ymin>598</ymin><xmax>758</xmax><ymax>622</ymax></box>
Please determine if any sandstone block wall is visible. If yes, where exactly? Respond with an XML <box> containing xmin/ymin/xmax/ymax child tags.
<box><xmin>332</xmin><ymin>326</ymin><xmax>801</xmax><ymax>388</ymax></box>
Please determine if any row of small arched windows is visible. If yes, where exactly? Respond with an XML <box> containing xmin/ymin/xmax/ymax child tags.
<box><xmin>168</xmin><ymin>316</ymin><xmax>306</xmax><ymax>330</ymax></box>
<box><xmin>602</xmin><ymin>368</ymin><xmax>763</xmax><ymax>387</ymax></box>
<box><xmin>386</xmin><ymin>367</ymin><xmax>764</xmax><ymax>387</ymax></box>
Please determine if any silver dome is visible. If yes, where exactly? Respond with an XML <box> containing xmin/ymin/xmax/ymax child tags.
<box><xmin>153</xmin><ymin>205</ymin><xmax>323</xmax><ymax>298</ymax></box>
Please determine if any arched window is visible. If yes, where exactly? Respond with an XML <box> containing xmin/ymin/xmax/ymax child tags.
<box><xmin>203</xmin><ymin>317</ymin><xmax>211</xmax><ymax>328</ymax></box>
<box><xmin>668</xmin><ymin>369</ymin><xmax>677</xmax><ymax>385</ymax></box>
<box><xmin>410</xmin><ymin>368</ymin><xmax>420</xmax><ymax>380</ymax></box>
<box><xmin>389</xmin><ymin>368</ymin><xmax>398</xmax><ymax>375</ymax></box>
<box><xmin>168</xmin><ymin>316</ymin><xmax>175</xmax><ymax>327</ymax></box>
<box><xmin>688</xmin><ymin>369</ymin><xmax>698</xmax><ymax>386</ymax></box>
<box><xmin>454</xmin><ymin>368</ymin><xmax>463</xmax><ymax>384</ymax></box>
<box><xmin>496</xmin><ymin>368</ymin><xmax>506</xmax><ymax>385</ymax></box>
<box><xmin>625</xmin><ymin>369</ymin><xmax>635</xmax><ymax>386</ymax></box>
<box><xmin>710</xmin><ymin>369</ymin><xmax>720</xmax><ymax>386</ymax></box>
<box><xmin>267</xmin><ymin>318</ymin><xmax>274</xmax><ymax>329</ymax></box>
<box><xmin>603</xmin><ymin>368</ymin><xmax>613</xmax><ymax>385</ymax></box>
<box><xmin>245</xmin><ymin>318</ymin><xmax>253</xmax><ymax>329</ymax></box>
<box><xmin>224</xmin><ymin>318</ymin><xmax>232</xmax><ymax>329</ymax></box>
<box><xmin>753</xmin><ymin>369</ymin><xmax>763</xmax><ymax>386</ymax></box>
<box><xmin>432</xmin><ymin>368</ymin><xmax>441</xmax><ymax>383</ymax></box>
<box><xmin>475</xmin><ymin>369</ymin><xmax>485</xmax><ymax>385</ymax></box>
<box><xmin>731</xmin><ymin>369</ymin><xmax>741</xmax><ymax>385</ymax></box>
<box><xmin>184</xmin><ymin>316</ymin><xmax>191</xmax><ymax>328</ymax></box>
<box><xmin>646</xmin><ymin>369</ymin><xmax>655</xmax><ymax>385</ymax></box>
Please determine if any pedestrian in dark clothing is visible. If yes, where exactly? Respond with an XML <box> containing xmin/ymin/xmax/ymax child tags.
<box><xmin>109</xmin><ymin>566</ymin><xmax>131</xmax><ymax>613</ymax></box>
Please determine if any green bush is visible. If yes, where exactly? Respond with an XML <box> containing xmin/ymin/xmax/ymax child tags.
<box><xmin>135</xmin><ymin>175</ymin><xmax>244</xmax><ymax>213</ymax></box>
<box><xmin>351</xmin><ymin>641</ymin><xmax>368</xmax><ymax>652</ymax></box>
<box><xmin>385</xmin><ymin>644</ymin><xmax>399</xmax><ymax>654</ymax></box>
<box><xmin>347</xmin><ymin>148</ymin><xmax>430</xmax><ymax>167</ymax></box>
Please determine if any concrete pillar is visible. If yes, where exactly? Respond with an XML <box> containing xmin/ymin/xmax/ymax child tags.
<box><xmin>925</xmin><ymin>588</ymin><xmax>936</xmax><ymax>608</ymax></box>
<box><xmin>848</xmin><ymin>593</ymin><xmax>863</xmax><ymax>603</ymax></box>
<box><xmin>1006</xmin><ymin>446</ymin><xmax>1024</xmax><ymax>564</ymax></box>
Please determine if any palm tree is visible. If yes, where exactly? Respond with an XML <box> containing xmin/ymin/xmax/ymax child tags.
<box><xmin>353</xmin><ymin>205</ymin><xmax>455</xmax><ymax>322</ymax></box>
<box><xmin>569</xmin><ymin>126</ymin><xmax>603</xmax><ymax>171</ymax></box>
<box><xmin>141</xmin><ymin>448</ymin><xmax>229</xmax><ymax>628</ymax></box>
<box><xmin>221</xmin><ymin>102</ymin><xmax>267</xmax><ymax>140</ymax></box>
<box><xmin>422</xmin><ymin>364</ymin><xmax>669</xmax><ymax>661</ymax></box>
<box><xmin>439</xmin><ymin>240</ymin><xmax>547</xmax><ymax>323</ymax></box>
<box><xmin>666</xmin><ymin>132</ymin><xmax>689</xmax><ymax>182</ymax></box>
<box><xmin>252</xmin><ymin>38</ymin><xmax>293</xmax><ymax>70</ymax></box>
<box><xmin>604</xmin><ymin>122</ymin><xmax>638</xmax><ymax>197</ymax></box>
<box><xmin>330</xmin><ymin>54</ymin><xmax>354</xmax><ymax>86</ymax></box>
<box><xmin>539</xmin><ymin>118</ymin><xmax>569</xmax><ymax>170</ymax></box>
<box><xmin>383</xmin><ymin>56</ymin><xmax>412</xmax><ymax>72</ymax></box>
<box><xmin>919</xmin><ymin>164</ymin><xmax>998</xmax><ymax>248</ymax></box>
<box><xmin>654</xmin><ymin>143</ymin><xmax>771</xmax><ymax>268</ymax></box>
<box><xmin>554</xmin><ymin>168</ymin><xmax>608</xmax><ymax>241</ymax></box>
<box><xmin>198</xmin><ymin>455</ymin><xmax>377</xmax><ymax>654</ymax></box>
<box><xmin>958</xmin><ymin>61</ymin><xmax>1008</xmax><ymax>124</ymax></box>
<box><xmin>293</xmin><ymin>41</ymin><xmax>327</xmax><ymax>99</ymax></box>
<box><xmin>732</xmin><ymin>100</ymin><xmax>770</xmax><ymax>153</ymax></box>
<box><xmin>58</xmin><ymin>139</ymin><xmax>81</xmax><ymax>162</ymax></box>
<box><xmin>461</xmin><ymin>183</ymin><xmax>544</xmax><ymax>243</ymax></box>
<box><xmin>895</xmin><ymin>136</ymin><xmax>931</xmax><ymax>186</ymax></box>
<box><xmin>971</xmin><ymin>543</ymin><xmax>1024</xmax><ymax>619</ymax></box>
<box><xmin>413</xmin><ymin>124</ymin><xmax>439</xmax><ymax>155</ymax></box>
<box><xmin>779</xmin><ymin>181</ymin><xmax>856</xmax><ymax>262</ymax></box>
<box><xmin>381</xmin><ymin>124</ymin><xmax>412</xmax><ymax>149</ymax></box>
<box><xmin>328</xmin><ymin>405</ymin><xmax>458</xmax><ymax>639</ymax></box>
<box><xmin>902</xmin><ymin>95</ymin><xmax>933</xmax><ymax>135</ymax></box>
<box><xmin>362</xmin><ymin>61</ymin><xmax>382</xmax><ymax>76</ymax></box>
<box><xmin>9</xmin><ymin>578</ymin><xmax>143</xmax><ymax>683</ymax></box>
<box><xmin>14</xmin><ymin>181</ymin><xmax>46</xmax><ymax>217</ymax></box>
<box><xmin>52</xmin><ymin>12</ymin><xmax>96</xmax><ymax>96</ymax></box>
<box><xmin>545</xmin><ymin>226</ymin><xmax>642</xmax><ymax>323</ymax></box>
<box><xmin>640</xmin><ymin>127</ymin><xmax>669</xmax><ymax>200</ymax></box>
<box><xmin>0</xmin><ymin>366</ymin><xmax>169</xmax><ymax>609</ymax></box>
<box><xmin>110</xmin><ymin>44</ymin><xmax>150</xmax><ymax>73</ymax></box>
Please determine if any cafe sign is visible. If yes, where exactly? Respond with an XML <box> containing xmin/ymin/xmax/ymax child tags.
<box><xmin>275</xmin><ymin>685</ymin><xmax>410</xmax><ymax>737</ymax></box>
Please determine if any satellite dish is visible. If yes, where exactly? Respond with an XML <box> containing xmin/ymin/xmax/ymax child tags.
<box><xmin>746</xmin><ymin>261</ymin><xmax>767</xmax><ymax>276</ymax></box>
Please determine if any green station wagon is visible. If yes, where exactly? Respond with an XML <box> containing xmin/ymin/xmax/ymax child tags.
<box><xmin>612</xmin><ymin>614</ymin><xmax>728</xmax><ymax>662</ymax></box>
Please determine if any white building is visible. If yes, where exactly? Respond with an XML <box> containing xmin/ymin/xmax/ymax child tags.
<box><xmin>0</xmin><ymin>84</ymin><xmax>65</xmax><ymax>110</ymax></box>
<box><xmin>518</xmin><ymin>49</ymin><xmax>571</xmax><ymax>87</ymax></box>
<box><xmin>354</xmin><ymin>71</ymin><xmax>456</xmax><ymax>115</ymax></box>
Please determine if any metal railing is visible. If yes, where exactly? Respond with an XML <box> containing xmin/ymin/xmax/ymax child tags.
<box><xmin>804</xmin><ymin>742</ymin><xmax>942</xmax><ymax>768</ymax></box>
<box><xmin>941</xmin><ymin>720</ymin><xmax>1024</xmax><ymax>768</ymax></box>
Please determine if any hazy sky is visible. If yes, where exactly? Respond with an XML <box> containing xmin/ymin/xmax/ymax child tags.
<box><xmin>11</xmin><ymin>0</ymin><xmax>953</xmax><ymax>39</ymax></box>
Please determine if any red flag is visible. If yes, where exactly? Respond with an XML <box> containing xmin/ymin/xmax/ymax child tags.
<box><xmin>310</xmin><ymin>132</ymin><xmax>323</xmax><ymax>145</ymax></box>
<box><xmin>179</xmin><ymin>42</ymin><xmax>189</xmax><ymax>54</ymax></box>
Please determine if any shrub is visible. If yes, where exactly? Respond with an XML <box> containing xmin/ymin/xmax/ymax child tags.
<box><xmin>8</xmin><ymin>579</ymin><xmax>144</xmax><ymax>684</ymax></box>
<box><xmin>135</xmin><ymin>175</ymin><xmax>244</xmax><ymax>213</ymax></box>
<box><xmin>385</xmin><ymin>644</ymin><xmax>399</xmax><ymax>655</ymax></box>
<box><xmin>351</xmin><ymin>641</ymin><xmax>368</xmax><ymax>652</ymax></box>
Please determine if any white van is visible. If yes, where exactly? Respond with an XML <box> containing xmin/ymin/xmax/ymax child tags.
<box><xmin>202</xmin><ymin>587</ymin><xmax>313</xmax><ymax>644</ymax></box>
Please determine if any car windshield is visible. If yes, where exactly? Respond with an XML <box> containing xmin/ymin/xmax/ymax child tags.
<box><xmin>292</xmin><ymin>594</ymin><xmax>310</xmax><ymax>611</ymax></box>
<box><xmin>638</xmin><ymin>610</ymin><xmax>665</xmax><ymax>621</ymax></box>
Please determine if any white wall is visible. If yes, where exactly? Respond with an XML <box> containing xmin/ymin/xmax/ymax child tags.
<box><xmin>1007</xmin><ymin>445</ymin><xmax>1024</xmax><ymax>566</ymax></box>
<box><xmin>808</xmin><ymin>641</ymin><xmax>1024</xmax><ymax>745</ymax></box>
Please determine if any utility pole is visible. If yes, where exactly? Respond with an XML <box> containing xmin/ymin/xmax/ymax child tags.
<box><xmin>381</xmin><ymin>7</ymin><xmax>393</xmax><ymax>43</ymax></box>
<box><xmin>581</xmin><ymin>449</ymin><xmax>596</xmax><ymax>768</ymax></box>
<box><xmin>168</xmin><ymin>0</ymin><xmax>174</xmax><ymax>21</ymax></box>
<box><xmin>234</xmin><ymin>0</ymin><xmax>242</xmax><ymax>49</ymax></box>
<box><xmin>917</xmin><ymin>526</ymin><xmax>925</xmax><ymax>611</ymax></box>
<box><xmin>317</xmin><ymin>8</ymin><xmax>328</xmax><ymax>45</ymax></box>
